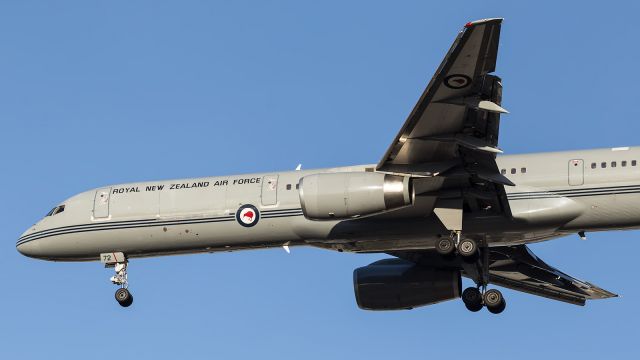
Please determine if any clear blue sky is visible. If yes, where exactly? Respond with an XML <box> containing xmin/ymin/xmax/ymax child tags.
<box><xmin>1</xmin><ymin>1</ymin><xmax>639</xmax><ymax>359</ymax></box>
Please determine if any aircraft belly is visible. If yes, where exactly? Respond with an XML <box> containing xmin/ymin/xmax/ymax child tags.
<box><xmin>313</xmin><ymin>213</ymin><xmax>559</xmax><ymax>253</ymax></box>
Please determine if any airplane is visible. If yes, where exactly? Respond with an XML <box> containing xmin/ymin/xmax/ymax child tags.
<box><xmin>17</xmin><ymin>18</ymin><xmax>634</xmax><ymax>313</ymax></box>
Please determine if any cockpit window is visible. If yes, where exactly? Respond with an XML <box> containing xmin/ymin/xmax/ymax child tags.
<box><xmin>46</xmin><ymin>205</ymin><xmax>66</xmax><ymax>217</ymax></box>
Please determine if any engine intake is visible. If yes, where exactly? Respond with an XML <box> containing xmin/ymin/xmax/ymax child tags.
<box><xmin>298</xmin><ymin>172</ymin><xmax>411</xmax><ymax>220</ymax></box>
<box><xmin>353</xmin><ymin>259</ymin><xmax>461</xmax><ymax>311</ymax></box>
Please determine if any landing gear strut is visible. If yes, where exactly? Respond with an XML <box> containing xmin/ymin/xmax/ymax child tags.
<box><xmin>453</xmin><ymin>239</ymin><xmax>506</xmax><ymax>314</ymax></box>
<box><xmin>102</xmin><ymin>252</ymin><xmax>133</xmax><ymax>308</ymax></box>
<box><xmin>111</xmin><ymin>262</ymin><xmax>133</xmax><ymax>307</ymax></box>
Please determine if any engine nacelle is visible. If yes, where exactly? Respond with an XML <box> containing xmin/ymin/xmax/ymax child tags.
<box><xmin>298</xmin><ymin>172</ymin><xmax>411</xmax><ymax>220</ymax></box>
<box><xmin>353</xmin><ymin>259</ymin><xmax>461</xmax><ymax>311</ymax></box>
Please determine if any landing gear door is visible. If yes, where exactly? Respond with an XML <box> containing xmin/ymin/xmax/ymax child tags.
<box><xmin>93</xmin><ymin>187</ymin><xmax>111</xmax><ymax>218</ymax></box>
<box><xmin>261</xmin><ymin>175</ymin><xmax>278</xmax><ymax>206</ymax></box>
<box><xmin>568</xmin><ymin>159</ymin><xmax>584</xmax><ymax>186</ymax></box>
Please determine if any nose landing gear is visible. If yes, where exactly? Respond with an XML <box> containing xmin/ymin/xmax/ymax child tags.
<box><xmin>101</xmin><ymin>252</ymin><xmax>133</xmax><ymax>308</ymax></box>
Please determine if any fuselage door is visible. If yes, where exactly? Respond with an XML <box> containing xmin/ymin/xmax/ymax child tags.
<box><xmin>93</xmin><ymin>187</ymin><xmax>111</xmax><ymax>218</ymax></box>
<box><xmin>261</xmin><ymin>175</ymin><xmax>279</xmax><ymax>206</ymax></box>
<box><xmin>568</xmin><ymin>159</ymin><xmax>584</xmax><ymax>186</ymax></box>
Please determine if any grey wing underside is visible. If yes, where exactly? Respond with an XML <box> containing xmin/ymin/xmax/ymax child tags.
<box><xmin>376</xmin><ymin>18</ymin><xmax>513</xmax><ymax>220</ymax></box>
<box><xmin>392</xmin><ymin>245</ymin><xmax>617</xmax><ymax>306</ymax></box>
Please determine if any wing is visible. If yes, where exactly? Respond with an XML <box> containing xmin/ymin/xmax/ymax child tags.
<box><xmin>377</xmin><ymin>19</ymin><xmax>512</xmax><ymax>224</ymax></box>
<box><xmin>391</xmin><ymin>245</ymin><xmax>617</xmax><ymax>306</ymax></box>
<box><xmin>486</xmin><ymin>245</ymin><xmax>617</xmax><ymax>305</ymax></box>
<box><xmin>378</xmin><ymin>18</ymin><xmax>506</xmax><ymax>172</ymax></box>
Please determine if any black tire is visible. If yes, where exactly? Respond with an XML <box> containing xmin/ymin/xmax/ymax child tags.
<box><xmin>483</xmin><ymin>289</ymin><xmax>504</xmax><ymax>308</ymax></box>
<box><xmin>487</xmin><ymin>299</ymin><xmax>506</xmax><ymax>314</ymax></box>
<box><xmin>436</xmin><ymin>237</ymin><xmax>455</xmax><ymax>255</ymax></box>
<box><xmin>465</xmin><ymin>301</ymin><xmax>484</xmax><ymax>312</ymax></box>
<box><xmin>115</xmin><ymin>288</ymin><xmax>132</xmax><ymax>306</ymax></box>
<box><xmin>462</xmin><ymin>287</ymin><xmax>483</xmax><ymax>312</ymax></box>
<box><xmin>121</xmin><ymin>294</ymin><xmax>133</xmax><ymax>308</ymax></box>
<box><xmin>457</xmin><ymin>239</ymin><xmax>477</xmax><ymax>257</ymax></box>
<box><xmin>462</xmin><ymin>287</ymin><xmax>482</xmax><ymax>305</ymax></box>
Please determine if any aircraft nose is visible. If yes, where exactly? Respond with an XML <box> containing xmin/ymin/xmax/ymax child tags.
<box><xmin>17</xmin><ymin>240</ymin><xmax>41</xmax><ymax>258</ymax></box>
<box><xmin>17</xmin><ymin>229</ymin><xmax>43</xmax><ymax>258</ymax></box>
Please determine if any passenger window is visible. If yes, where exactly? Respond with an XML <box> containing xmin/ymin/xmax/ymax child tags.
<box><xmin>591</xmin><ymin>162</ymin><xmax>596</xmax><ymax>169</ymax></box>
<box><xmin>286</xmin><ymin>184</ymin><xmax>292</xmax><ymax>190</ymax></box>
<box><xmin>521</xmin><ymin>167</ymin><xmax>527</xmax><ymax>174</ymax></box>
<box><xmin>295</xmin><ymin>183</ymin><xmax>299</xmax><ymax>190</ymax></box>
<box><xmin>622</xmin><ymin>161</ymin><xmax>627</xmax><ymax>167</ymax></box>
<box><xmin>511</xmin><ymin>168</ymin><xmax>516</xmax><ymax>174</ymax></box>
<box><xmin>612</xmin><ymin>161</ymin><xmax>617</xmax><ymax>168</ymax></box>
<box><xmin>633</xmin><ymin>160</ymin><xmax>637</xmax><ymax>166</ymax></box>
<box><xmin>501</xmin><ymin>169</ymin><xmax>506</xmax><ymax>175</ymax></box>
<box><xmin>601</xmin><ymin>162</ymin><xmax>607</xmax><ymax>168</ymax></box>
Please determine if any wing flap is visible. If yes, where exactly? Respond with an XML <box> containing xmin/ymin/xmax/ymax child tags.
<box><xmin>486</xmin><ymin>245</ymin><xmax>618</xmax><ymax>305</ymax></box>
<box><xmin>488</xmin><ymin>273</ymin><xmax>588</xmax><ymax>306</ymax></box>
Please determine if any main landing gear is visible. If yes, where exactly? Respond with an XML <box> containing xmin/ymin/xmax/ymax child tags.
<box><xmin>436</xmin><ymin>233</ymin><xmax>506</xmax><ymax>314</ymax></box>
<box><xmin>461</xmin><ymin>286</ymin><xmax>506</xmax><ymax>314</ymax></box>
<box><xmin>101</xmin><ymin>252</ymin><xmax>133</xmax><ymax>307</ymax></box>
<box><xmin>435</xmin><ymin>231</ymin><xmax>478</xmax><ymax>259</ymax></box>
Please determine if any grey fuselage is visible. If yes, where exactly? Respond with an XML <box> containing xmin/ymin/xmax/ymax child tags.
<box><xmin>17</xmin><ymin>146</ymin><xmax>640</xmax><ymax>261</ymax></box>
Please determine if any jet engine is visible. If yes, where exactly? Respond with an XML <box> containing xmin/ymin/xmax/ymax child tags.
<box><xmin>353</xmin><ymin>259</ymin><xmax>461</xmax><ymax>310</ymax></box>
<box><xmin>298</xmin><ymin>172</ymin><xmax>412</xmax><ymax>220</ymax></box>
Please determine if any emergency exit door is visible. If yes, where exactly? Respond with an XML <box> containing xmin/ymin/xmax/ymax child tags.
<box><xmin>568</xmin><ymin>159</ymin><xmax>584</xmax><ymax>186</ymax></box>
<box><xmin>93</xmin><ymin>187</ymin><xmax>111</xmax><ymax>218</ymax></box>
<box><xmin>261</xmin><ymin>175</ymin><xmax>278</xmax><ymax>206</ymax></box>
